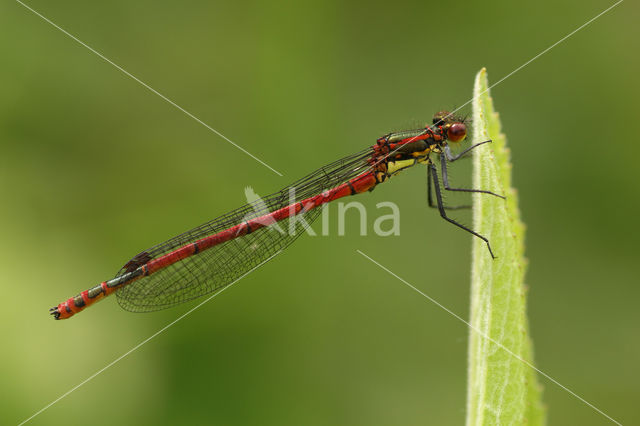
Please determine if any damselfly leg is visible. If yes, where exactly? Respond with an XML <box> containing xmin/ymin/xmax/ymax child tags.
<box><xmin>427</xmin><ymin>139</ymin><xmax>503</xmax><ymax>210</ymax></box>
<box><xmin>427</xmin><ymin>169</ymin><xmax>471</xmax><ymax>210</ymax></box>
<box><xmin>440</xmin><ymin>153</ymin><xmax>506</xmax><ymax>199</ymax></box>
<box><xmin>444</xmin><ymin>139</ymin><xmax>493</xmax><ymax>162</ymax></box>
<box><xmin>428</xmin><ymin>162</ymin><xmax>497</xmax><ymax>259</ymax></box>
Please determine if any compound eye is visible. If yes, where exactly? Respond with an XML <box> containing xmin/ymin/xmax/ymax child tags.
<box><xmin>447</xmin><ymin>123</ymin><xmax>467</xmax><ymax>142</ymax></box>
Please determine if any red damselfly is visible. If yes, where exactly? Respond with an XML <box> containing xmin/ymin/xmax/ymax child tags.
<box><xmin>51</xmin><ymin>112</ymin><xmax>504</xmax><ymax>320</ymax></box>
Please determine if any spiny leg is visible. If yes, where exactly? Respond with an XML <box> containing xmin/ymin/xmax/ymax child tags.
<box><xmin>440</xmin><ymin>153</ymin><xmax>506</xmax><ymax>199</ymax></box>
<box><xmin>444</xmin><ymin>139</ymin><xmax>493</xmax><ymax>162</ymax></box>
<box><xmin>429</xmin><ymin>163</ymin><xmax>496</xmax><ymax>259</ymax></box>
<box><xmin>427</xmin><ymin>165</ymin><xmax>470</xmax><ymax>210</ymax></box>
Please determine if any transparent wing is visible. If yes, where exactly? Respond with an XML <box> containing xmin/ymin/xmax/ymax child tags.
<box><xmin>115</xmin><ymin>147</ymin><xmax>373</xmax><ymax>312</ymax></box>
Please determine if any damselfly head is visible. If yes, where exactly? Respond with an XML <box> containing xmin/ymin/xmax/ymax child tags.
<box><xmin>432</xmin><ymin>110</ymin><xmax>455</xmax><ymax>126</ymax></box>
<box><xmin>432</xmin><ymin>111</ymin><xmax>468</xmax><ymax>143</ymax></box>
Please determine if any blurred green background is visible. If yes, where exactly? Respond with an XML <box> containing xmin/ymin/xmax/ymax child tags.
<box><xmin>1</xmin><ymin>1</ymin><xmax>638</xmax><ymax>425</ymax></box>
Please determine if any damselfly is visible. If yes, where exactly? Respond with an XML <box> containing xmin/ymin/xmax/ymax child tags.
<box><xmin>51</xmin><ymin>111</ymin><xmax>504</xmax><ymax>320</ymax></box>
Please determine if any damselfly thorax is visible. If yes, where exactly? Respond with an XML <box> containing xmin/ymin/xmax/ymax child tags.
<box><xmin>372</xmin><ymin>112</ymin><xmax>468</xmax><ymax>183</ymax></box>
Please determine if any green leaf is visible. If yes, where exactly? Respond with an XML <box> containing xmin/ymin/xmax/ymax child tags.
<box><xmin>466</xmin><ymin>68</ymin><xmax>545</xmax><ymax>426</ymax></box>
